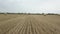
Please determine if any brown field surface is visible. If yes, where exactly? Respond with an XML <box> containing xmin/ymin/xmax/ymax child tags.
<box><xmin>0</xmin><ymin>14</ymin><xmax>60</xmax><ymax>34</ymax></box>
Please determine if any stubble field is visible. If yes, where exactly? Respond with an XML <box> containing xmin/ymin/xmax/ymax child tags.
<box><xmin>0</xmin><ymin>14</ymin><xmax>60</xmax><ymax>34</ymax></box>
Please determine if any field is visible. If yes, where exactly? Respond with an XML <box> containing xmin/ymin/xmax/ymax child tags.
<box><xmin>0</xmin><ymin>14</ymin><xmax>60</xmax><ymax>34</ymax></box>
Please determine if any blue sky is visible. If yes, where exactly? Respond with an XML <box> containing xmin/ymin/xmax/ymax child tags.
<box><xmin>0</xmin><ymin>0</ymin><xmax>60</xmax><ymax>14</ymax></box>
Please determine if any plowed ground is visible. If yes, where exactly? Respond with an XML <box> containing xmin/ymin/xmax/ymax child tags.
<box><xmin>0</xmin><ymin>14</ymin><xmax>60</xmax><ymax>34</ymax></box>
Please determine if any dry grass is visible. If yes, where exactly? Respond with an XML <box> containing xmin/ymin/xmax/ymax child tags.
<box><xmin>0</xmin><ymin>14</ymin><xmax>60</xmax><ymax>34</ymax></box>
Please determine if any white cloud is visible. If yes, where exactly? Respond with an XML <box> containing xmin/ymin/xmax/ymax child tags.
<box><xmin>0</xmin><ymin>0</ymin><xmax>60</xmax><ymax>13</ymax></box>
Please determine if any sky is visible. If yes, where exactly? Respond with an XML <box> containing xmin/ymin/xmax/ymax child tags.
<box><xmin>0</xmin><ymin>0</ymin><xmax>60</xmax><ymax>14</ymax></box>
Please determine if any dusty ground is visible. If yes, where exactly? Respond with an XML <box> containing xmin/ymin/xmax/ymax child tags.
<box><xmin>0</xmin><ymin>14</ymin><xmax>60</xmax><ymax>34</ymax></box>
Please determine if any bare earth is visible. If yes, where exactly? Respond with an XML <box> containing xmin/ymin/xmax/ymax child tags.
<box><xmin>0</xmin><ymin>14</ymin><xmax>60</xmax><ymax>34</ymax></box>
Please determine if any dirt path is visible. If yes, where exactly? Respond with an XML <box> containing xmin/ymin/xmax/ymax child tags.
<box><xmin>0</xmin><ymin>15</ymin><xmax>60</xmax><ymax>34</ymax></box>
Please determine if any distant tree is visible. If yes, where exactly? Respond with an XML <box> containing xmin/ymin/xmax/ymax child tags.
<box><xmin>42</xmin><ymin>13</ymin><xmax>44</xmax><ymax>15</ymax></box>
<box><xmin>42</xmin><ymin>13</ymin><xmax>46</xmax><ymax>16</ymax></box>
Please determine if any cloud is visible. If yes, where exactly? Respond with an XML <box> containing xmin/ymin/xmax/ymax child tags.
<box><xmin>0</xmin><ymin>0</ymin><xmax>60</xmax><ymax>13</ymax></box>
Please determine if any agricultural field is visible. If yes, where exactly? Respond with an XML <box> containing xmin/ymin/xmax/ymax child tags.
<box><xmin>0</xmin><ymin>14</ymin><xmax>60</xmax><ymax>34</ymax></box>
